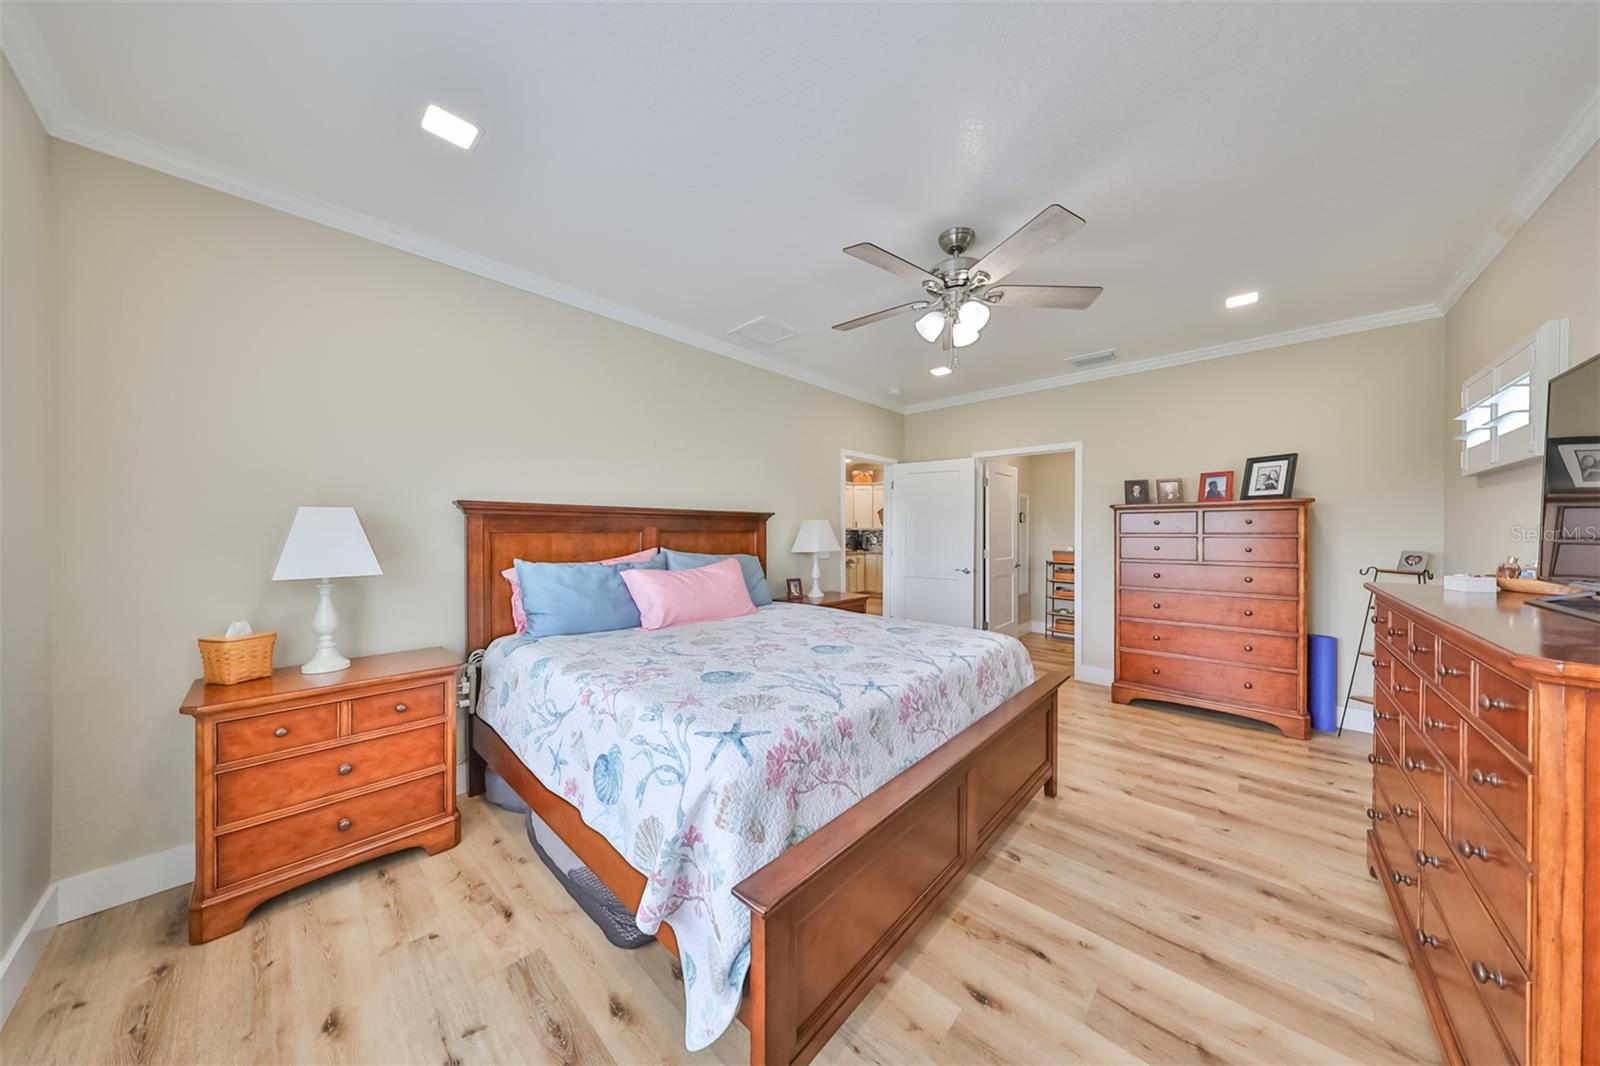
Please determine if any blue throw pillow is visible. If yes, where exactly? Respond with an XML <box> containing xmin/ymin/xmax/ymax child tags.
<box><xmin>661</xmin><ymin>548</ymin><xmax>773</xmax><ymax>606</ymax></box>
<box><xmin>513</xmin><ymin>554</ymin><xmax>667</xmax><ymax>637</ymax></box>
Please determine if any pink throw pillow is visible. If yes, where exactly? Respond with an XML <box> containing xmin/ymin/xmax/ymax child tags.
<box><xmin>502</xmin><ymin>548</ymin><xmax>659</xmax><ymax>635</ymax></box>
<box><xmin>620</xmin><ymin>557</ymin><xmax>757</xmax><ymax>631</ymax></box>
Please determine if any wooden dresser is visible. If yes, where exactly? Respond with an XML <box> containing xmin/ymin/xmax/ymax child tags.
<box><xmin>1112</xmin><ymin>498</ymin><xmax>1312</xmax><ymax>738</ymax></box>
<box><xmin>1365</xmin><ymin>584</ymin><xmax>1598</xmax><ymax>1065</ymax></box>
<box><xmin>180</xmin><ymin>648</ymin><xmax>462</xmax><ymax>943</ymax></box>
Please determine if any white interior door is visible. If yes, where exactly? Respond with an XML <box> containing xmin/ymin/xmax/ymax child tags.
<box><xmin>884</xmin><ymin>459</ymin><xmax>977</xmax><ymax>627</ymax></box>
<box><xmin>984</xmin><ymin>463</ymin><xmax>1020</xmax><ymax>634</ymax></box>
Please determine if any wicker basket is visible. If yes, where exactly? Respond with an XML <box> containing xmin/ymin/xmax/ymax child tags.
<box><xmin>197</xmin><ymin>631</ymin><xmax>277</xmax><ymax>685</ymax></box>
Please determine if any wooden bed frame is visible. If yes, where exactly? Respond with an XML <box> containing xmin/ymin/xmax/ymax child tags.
<box><xmin>458</xmin><ymin>501</ymin><xmax>1065</xmax><ymax>1065</ymax></box>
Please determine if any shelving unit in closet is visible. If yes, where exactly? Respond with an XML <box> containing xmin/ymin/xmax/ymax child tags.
<box><xmin>1047</xmin><ymin>550</ymin><xmax>1075</xmax><ymax>640</ymax></box>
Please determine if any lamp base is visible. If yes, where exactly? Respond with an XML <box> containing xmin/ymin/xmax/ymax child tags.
<box><xmin>807</xmin><ymin>556</ymin><xmax>825</xmax><ymax>600</ymax></box>
<box><xmin>300</xmin><ymin>647</ymin><xmax>352</xmax><ymax>675</ymax></box>
<box><xmin>301</xmin><ymin>578</ymin><xmax>352</xmax><ymax>674</ymax></box>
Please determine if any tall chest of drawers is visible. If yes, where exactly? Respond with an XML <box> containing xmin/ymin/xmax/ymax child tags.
<box><xmin>1112</xmin><ymin>498</ymin><xmax>1312</xmax><ymax>739</ymax></box>
<box><xmin>180</xmin><ymin>648</ymin><xmax>462</xmax><ymax>942</ymax></box>
<box><xmin>1364</xmin><ymin>585</ymin><xmax>1599</xmax><ymax>1065</ymax></box>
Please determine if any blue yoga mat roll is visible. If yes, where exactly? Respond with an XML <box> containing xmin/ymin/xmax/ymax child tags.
<box><xmin>1309</xmin><ymin>634</ymin><xmax>1337</xmax><ymax>732</ymax></box>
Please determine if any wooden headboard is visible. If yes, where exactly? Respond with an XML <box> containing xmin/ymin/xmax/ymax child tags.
<box><xmin>456</xmin><ymin>500</ymin><xmax>774</xmax><ymax>651</ymax></box>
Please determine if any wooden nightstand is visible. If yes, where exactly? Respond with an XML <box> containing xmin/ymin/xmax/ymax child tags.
<box><xmin>179</xmin><ymin>647</ymin><xmax>462</xmax><ymax>943</ymax></box>
<box><xmin>784</xmin><ymin>591</ymin><xmax>871</xmax><ymax>613</ymax></box>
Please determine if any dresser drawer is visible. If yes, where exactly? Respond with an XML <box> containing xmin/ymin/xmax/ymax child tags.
<box><xmin>1372</xmin><ymin>687</ymin><xmax>1403</xmax><ymax>756</ymax></box>
<box><xmin>1201</xmin><ymin>536</ymin><xmax>1299</xmax><ymax>564</ymax></box>
<box><xmin>1387</xmin><ymin>660</ymin><xmax>1423</xmax><ymax>721</ymax></box>
<box><xmin>1462</xmin><ymin>723</ymin><xmax>1530</xmax><ymax>852</ymax></box>
<box><xmin>216</xmin><ymin>724</ymin><xmax>447</xmax><ymax>826</ymax></box>
<box><xmin>215</xmin><ymin>701</ymin><xmax>338</xmax><ymax>764</ymax></box>
<box><xmin>1120</xmin><ymin>652</ymin><xmax>1298</xmax><ymax>712</ymax></box>
<box><xmin>1404</xmin><ymin>621</ymin><xmax>1439</xmax><ymax>670</ymax></box>
<box><xmin>1400</xmin><ymin>718</ymin><xmax>1446</xmax><ymax>815</ymax></box>
<box><xmin>1433</xmin><ymin>640</ymin><xmax>1474</xmax><ymax>712</ymax></box>
<box><xmin>1417</xmin><ymin>892</ymin><xmax>1518</xmax><ymax>1066</ymax></box>
<box><xmin>351</xmin><ymin>682</ymin><xmax>445</xmax><ymax>734</ymax></box>
<box><xmin>1202</xmin><ymin>508</ymin><xmax>1298</xmax><ymax>534</ymax></box>
<box><xmin>1119</xmin><ymin>510</ymin><xmax>1196</xmax><ymax>534</ymax></box>
<box><xmin>1374</xmin><ymin>782</ymin><xmax>1421</xmax><ymax>926</ymax></box>
<box><xmin>1378</xmin><ymin>610</ymin><xmax>1411</xmax><ymax>658</ymax></box>
<box><xmin>1120</xmin><ymin>589</ymin><xmax>1299</xmax><ymax>632</ymax></box>
<box><xmin>1118</xmin><ymin>620</ymin><xmax>1298</xmax><ymax>669</ymax></box>
<box><xmin>215</xmin><ymin>773</ymin><xmax>446</xmax><ymax>889</ymax></box>
<box><xmin>1372</xmin><ymin>732</ymin><xmax>1413</xmax><ymax>824</ymax></box>
<box><xmin>1118</xmin><ymin>561</ymin><xmax>1298</xmax><ymax>597</ymax></box>
<box><xmin>1380</xmin><ymin>758</ymin><xmax>1424</xmax><ymax>849</ymax></box>
<box><xmin>1119</xmin><ymin>536</ymin><xmax>1197</xmax><ymax>561</ymax></box>
<box><xmin>1450</xmin><ymin>784</ymin><xmax>1531</xmax><ymax>960</ymax></box>
<box><xmin>1418</xmin><ymin>687</ymin><xmax>1464</xmax><ymax>774</ymax></box>
<box><xmin>1474</xmin><ymin>665</ymin><xmax>1531</xmax><ymax>760</ymax></box>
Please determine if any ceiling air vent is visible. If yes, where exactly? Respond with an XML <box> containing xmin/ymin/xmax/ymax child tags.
<box><xmin>1071</xmin><ymin>348</ymin><xmax>1117</xmax><ymax>368</ymax></box>
<box><xmin>729</xmin><ymin>316</ymin><xmax>800</xmax><ymax>345</ymax></box>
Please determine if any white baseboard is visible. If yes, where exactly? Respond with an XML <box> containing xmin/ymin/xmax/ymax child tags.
<box><xmin>1340</xmin><ymin>704</ymin><xmax>1374</xmax><ymax>734</ymax></box>
<box><xmin>1075</xmin><ymin>665</ymin><xmax>1113</xmax><ymax>687</ymax></box>
<box><xmin>0</xmin><ymin>884</ymin><xmax>58</xmax><ymax>1026</ymax></box>
<box><xmin>55</xmin><ymin>842</ymin><xmax>193</xmax><ymax>925</ymax></box>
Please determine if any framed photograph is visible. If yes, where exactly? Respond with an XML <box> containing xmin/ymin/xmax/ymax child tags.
<box><xmin>1549</xmin><ymin>437</ymin><xmax>1600</xmax><ymax>492</ymax></box>
<box><xmin>1198</xmin><ymin>470</ymin><xmax>1235</xmax><ymax>501</ymax></box>
<box><xmin>1241</xmin><ymin>453</ymin><xmax>1298</xmax><ymax>499</ymax></box>
<box><xmin>785</xmin><ymin>577</ymin><xmax>804</xmax><ymax>601</ymax></box>
<box><xmin>1396</xmin><ymin>550</ymin><xmax>1430</xmax><ymax>574</ymax></box>
<box><xmin>1123</xmin><ymin>479</ymin><xmax>1151</xmax><ymax>505</ymax></box>
<box><xmin>1155</xmin><ymin>478</ymin><xmax>1184</xmax><ymax>503</ymax></box>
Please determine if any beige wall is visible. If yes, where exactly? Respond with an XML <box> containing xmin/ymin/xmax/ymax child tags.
<box><xmin>1012</xmin><ymin>452</ymin><xmax>1076</xmax><ymax>633</ymax></box>
<box><xmin>905</xmin><ymin>319</ymin><xmax>1446</xmax><ymax>701</ymax></box>
<box><xmin>1442</xmin><ymin>147</ymin><xmax>1600</xmax><ymax>572</ymax></box>
<box><xmin>46</xmin><ymin>143</ymin><xmax>901</xmax><ymax>879</ymax></box>
<box><xmin>1</xmin><ymin>58</ymin><xmax>56</xmax><ymax>947</ymax></box>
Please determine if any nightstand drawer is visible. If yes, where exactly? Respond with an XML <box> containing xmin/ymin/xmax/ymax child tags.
<box><xmin>216</xmin><ymin>723</ymin><xmax>446</xmax><ymax>825</ymax></box>
<box><xmin>215</xmin><ymin>701</ymin><xmax>338</xmax><ymax>763</ymax></box>
<box><xmin>351</xmin><ymin>682</ymin><xmax>445</xmax><ymax>734</ymax></box>
<box><xmin>216</xmin><ymin>773</ymin><xmax>446</xmax><ymax>888</ymax></box>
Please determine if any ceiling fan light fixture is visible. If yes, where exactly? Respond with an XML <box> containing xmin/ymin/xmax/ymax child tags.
<box><xmin>914</xmin><ymin>310</ymin><xmax>945</xmax><ymax>343</ymax></box>
<box><xmin>957</xmin><ymin>300</ymin><xmax>990</xmax><ymax>332</ymax></box>
<box><xmin>951</xmin><ymin>322</ymin><xmax>980</xmax><ymax>348</ymax></box>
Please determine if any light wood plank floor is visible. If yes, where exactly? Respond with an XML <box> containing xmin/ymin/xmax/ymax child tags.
<box><xmin>3</xmin><ymin>656</ymin><xmax>1438</xmax><ymax>1065</ymax></box>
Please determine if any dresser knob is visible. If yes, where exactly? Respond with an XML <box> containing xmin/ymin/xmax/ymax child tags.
<box><xmin>1403</xmin><ymin>756</ymin><xmax>1428</xmax><ymax>772</ymax></box>
<box><xmin>337</xmin><ymin>817</ymin><xmax>352</xmax><ymax>832</ymax></box>
<box><xmin>1152</xmin><ymin>572</ymin><xmax>1161</xmax><ymax>578</ymax></box>
<box><xmin>1243</xmin><ymin>681</ymin><xmax>1253</xmax><ymax>690</ymax></box>
<box><xmin>1457</xmin><ymin>839</ymin><xmax>1490</xmax><ymax>861</ymax></box>
<box><xmin>1479</xmin><ymin>695</ymin><xmax>1511</xmax><ymax>711</ymax></box>
<box><xmin>1367</xmin><ymin>753</ymin><xmax>1385</xmax><ymax>765</ymax></box>
<box><xmin>1374</xmin><ymin>659</ymin><xmax>1391</xmax><ymax>669</ymax></box>
<box><xmin>1243</xmin><ymin>609</ymin><xmax>1254</xmax><ymax>617</ymax></box>
<box><xmin>1424</xmin><ymin>717</ymin><xmax>1451</xmax><ymax>731</ymax></box>
<box><xmin>1245</xmin><ymin>518</ymin><xmax>1254</xmax><ymax>525</ymax></box>
<box><xmin>1391</xmin><ymin>682</ymin><xmax>1413</xmax><ymax>694</ymax></box>
<box><xmin>1469</xmin><ymin>767</ymin><xmax>1502</xmax><ymax>788</ymax></box>
<box><xmin>1374</xmin><ymin>711</ymin><xmax>1396</xmax><ymax>721</ymax></box>
<box><xmin>1471</xmin><ymin>961</ymin><xmax>1508</xmax><ymax>989</ymax></box>
<box><xmin>1151</xmin><ymin>667</ymin><xmax>1161</xmax><ymax>675</ymax></box>
<box><xmin>274</xmin><ymin>726</ymin><xmax>289</xmax><ymax>738</ymax></box>
<box><xmin>1243</xmin><ymin>576</ymin><xmax>1254</xmax><ymax>583</ymax></box>
<box><xmin>338</xmin><ymin>762</ymin><xmax>354</xmax><ymax>776</ymax></box>
<box><xmin>1152</xmin><ymin>602</ymin><xmax>1161</xmax><ymax>609</ymax></box>
<box><xmin>1414</xmin><ymin>929</ymin><xmax>1439</xmax><ymax>947</ymax></box>
<box><xmin>1243</xmin><ymin>644</ymin><xmax>1253</xmax><ymax>652</ymax></box>
<box><xmin>1152</xmin><ymin>545</ymin><xmax>1161</xmax><ymax>552</ymax></box>
<box><xmin>1244</xmin><ymin>546</ymin><xmax>1253</xmax><ymax>553</ymax></box>
<box><xmin>1387</xmin><ymin>627</ymin><xmax>1403</xmax><ymax>637</ymax></box>
<box><xmin>1437</xmin><ymin>664</ymin><xmax>1464</xmax><ymax>678</ymax></box>
<box><xmin>1153</xmin><ymin>519</ymin><xmax>1161</xmax><ymax>526</ymax></box>
<box><xmin>1393</xmin><ymin>871</ymin><xmax>1417</xmax><ymax>887</ymax></box>
<box><xmin>1409</xmin><ymin>644</ymin><xmax>1429</xmax><ymax>655</ymax></box>
<box><xmin>1365</xmin><ymin>807</ymin><xmax>1384</xmax><ymax>821</ymax></box>
<box><xmin>1413</xmin><ymin>849</ymin><xmax>1441</xmax><ymax>868</ymax></box>
<box><xmin>1391</xmin><ymin>802</ymin><xmax>1415</xmax><ymax>818</ymax></box>
<box><xmin>1151</xmin><ymin>634</ymin><xmax>1161</xmax><ymax>641</ymax></box>
<box><xmin>395</xmin><ymin>702</ymin><xmax>409</xmax><ymax>714</ymax></box>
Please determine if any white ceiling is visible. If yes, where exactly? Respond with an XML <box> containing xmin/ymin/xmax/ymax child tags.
<box><xmin>6</xmin><ymin>2</ymin><xmax>1597</xmax><ymax>411</ymax></box>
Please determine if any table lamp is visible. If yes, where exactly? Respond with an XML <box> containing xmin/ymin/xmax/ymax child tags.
<box><xmin>790</xmin><ymin>518</ymin><xmax>842</xmax><ymax>601</ymax></box>
<box><xmin>271</xmin><ymin>506</ymin><xmax>382</xmax><ymax>674</ymax></box>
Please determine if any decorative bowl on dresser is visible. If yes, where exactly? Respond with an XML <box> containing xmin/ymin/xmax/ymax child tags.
<box><xmin>1111</xmin><ymin>497</ymin><xmax>1313</xmax><ymax>739</ymax></box>
<box><xmin>180</xmin><ymin>647</ymin><xmax>463</xmax><ymax>943</ymax></box>
<box><xmin>1365</xmin><ymin>584</ymin><xmax>1598</xmax><ymax>1065</ymax></box>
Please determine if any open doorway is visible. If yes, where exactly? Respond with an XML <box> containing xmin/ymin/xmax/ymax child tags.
<box><xmin>840</xmin><ymin>449</ymin><xmax>895</xmax><ymax>615</ymax></box>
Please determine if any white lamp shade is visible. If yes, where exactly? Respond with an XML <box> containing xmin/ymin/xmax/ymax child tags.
<box><xmin>790</xmin><ymin>518</ymin><xmax>842</xmax><ymax>554</ymax></box>
<box><xmin>271</xmin><ymin>506</ymin><xmax>383</xmax><ymax>581</ymax></box>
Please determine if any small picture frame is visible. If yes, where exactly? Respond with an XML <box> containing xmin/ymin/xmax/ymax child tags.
<box><xmin>1396</xmin><ymin>550</ymin><xmax>1430</xmax><ymax>574</ymax></box>
<box><xmin>785</xmin><ymin>577</ymin><xmax>804</xmax><ymax>601</ymax></box>
<box><xmin>1155</xmin><ymin>478</ymin><xmax>1183</xmax><ymax>503</ymax></box>
<box><xmin>1198</xmin><ymin>470</ymin><xmax>1235</xmax><ymax>501</ymax></box>
<box><xmin>1123</xmin><ymin>479</ymin><xmax>1151</xmax><ymax>505</ymax></box>
<box><xmin>1241</xmin><ymin>453</ymin><xmax>1298</xmax><ymax>499</ymax></box>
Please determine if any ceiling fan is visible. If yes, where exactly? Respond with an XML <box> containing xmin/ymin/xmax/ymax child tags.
<box><xmin>831</xmin><ymin>204</ymin><xmax>1102</xmax><ymax>368</ymax></box>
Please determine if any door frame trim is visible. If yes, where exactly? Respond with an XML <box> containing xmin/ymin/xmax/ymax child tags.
<box><xmin>972</xmin><ymin>442</ymin><xmax>1083</xmax><ymax>679</ymax></box>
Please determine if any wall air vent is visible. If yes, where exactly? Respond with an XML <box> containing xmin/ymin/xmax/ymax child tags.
<box><xmin>729</xmin><ymin>316</ymin><xmax>800</xmax><ymax>345</ymax></box>
<box><xmin>1070</xmin><ymin>348</ymin><xmax>1117</xmax><ymax>368</ymax></box>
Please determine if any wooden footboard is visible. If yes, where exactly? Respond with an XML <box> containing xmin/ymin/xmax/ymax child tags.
<box><xmin>732</xmin><ymin>670</ymin><xmax>1064</xmax><ymax>1066</ymax></box>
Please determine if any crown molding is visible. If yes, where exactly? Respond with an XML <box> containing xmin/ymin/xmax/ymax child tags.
<box><xmin>1436</xmin><ymin>91</ymin><xmax>1600</xmax><ymax>314</ymax></box>
<box><xmin>902</xmin><ymin>303</ymin><xmax>1443</xmax><ymax>415</ymax></box>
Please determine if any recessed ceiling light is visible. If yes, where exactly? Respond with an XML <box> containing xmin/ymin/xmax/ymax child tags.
<box><xmin>421</xmin><ymin>105</ymin><xmax>479</xmax><ymax>150</ymax></box>
<box><xmin>1225</xmin><ymin>291</ymin><xmax>1259</xmax><ymax>310</ymax></box>
<box><xmin>929</xmin><ymin>366</ymin><xmax>953</xmax><ymax>377</ymax></box>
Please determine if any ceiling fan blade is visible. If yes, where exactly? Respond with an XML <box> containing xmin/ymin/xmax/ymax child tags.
<box><xmin>986</xmin><ymin>285</ymin><xmax>1103</xmax><ymax>310</ymax></box>
<box><xmin>971</xmin><ymin>205</ymin><xmax>1086</xmax><ymax>285</ymax></box>
<box><xmin>831</xmin><ymin>301</ymin><xmax>928</xmax><ymax>331</ymax></box>
<box><xmin>842</xmin><ymin>242</ymin><xmax>937</xmax><ymax>282</ymax></box>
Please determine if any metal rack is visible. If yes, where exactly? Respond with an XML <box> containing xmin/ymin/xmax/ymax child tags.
<box><xmin>1337</xmin><ymin>564</ymin><xmax>1434</xmax><ymax>735</ymax></box>
<box><xmin>1046</xmin><ymin>550</ymin><xmax>1075</xmax><ymax>641</ymax></box>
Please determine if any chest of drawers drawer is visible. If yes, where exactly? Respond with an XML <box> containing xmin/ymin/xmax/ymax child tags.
<box><xmin>1118</xmin><ymin>561</ymin><xmax>1298</xmax><ymax>597</ymax></box>
<box><xmin>1387</xmin><ymin>659</ymin><xmax>1424</xmax><ymax>720</ymax></box>
<box><xmin>1201</xmin><ymin>507</ymin><xmax>1298</xmax><ymax>534</ymax></box>
<box><xmin>1450</xmin><ymin>783</ymin><xmax>1531</xmax><ymax>960</ymax></box>
<box><xmin>1417</xmin><ymin>891</ymin><xmax>1519</xmax><ymax>1066</ymax></box>
<box><xmin>1120</xmin><ymin>589</ymin><xmax>1299</xmax><ymax>632</ymax></box>
<box><xmin>1400</xmin><ymin>717</ymin><xmax>1447</xmax><ymax>814</ymax></box>
<box><xmin>1201</xmin><ymin>536</ymin><xmax>1298</xmax><ymax>564</ymax></box>
<box><xmin>215</xmin><ymin>700</ymin><xmax>339</xmax><ymax>763</ymax></box>
<box><xmin>1432</xmin><ymin>640</ymin><xmax>1474</xmax><ymax>712</ymax></box>
<box><xmin>216</xmin><ymin>722</ymin><xmax>446</xmax><ymax>825</ymax></box>
<box><xmin>1475</xmin><ymin>665</ymin><xmax>1531</xmax><ymax>759</ymax></box>
<box><xmin>1462</xmin><ymin>723</ymin><xmax>1530</xmax><ymax>852</ymax></box>
<box><xmin>1118</xmin><ymin>619</ymin><xmax>1298</xmax><ymax>669</ymax></box>
<box><xmin>1119</xmin><ymin>536</ymin><xmax>1197</xmax><ymax>561</ymax></box>
<box><xmin>1118</xmin><ymin>510</ymin><xmax>1196</xmax><ymax>534</ymax></box>
<box><xmin>1120</xmin><ymin>651</ymin><xmax>1298</xmax><ymax>712</ymax></box>
<box><xmin>1373</xmin><ymin>687</ymin><xmax>1404</xmax><ymax>754</ymax></box>
<box><xmin>351</xmin><ymin>682</ymin><xmax>444</xmax><ymax>734</ymax></box>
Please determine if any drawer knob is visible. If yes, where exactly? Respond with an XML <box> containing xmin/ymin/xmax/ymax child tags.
<box><xmin>1414</xmin><ymin>929</ymin><xmax>1439</xmax><ymax>948</ymax></box>
<box><xmin>1470</xmin><ymin>961</ymin><xmax>1508</xmax><ymax>989</ymax></box>
<box><xmin>1413</xmin><ymin>849</ymin><xmax>1441</xmax><ymax>868</ymax></box>
<box><xmin>1152</xmin><ymin>602</ymin><xmax>1161</xmax><ymax>609</ymax></box>
<box><xmin>1243</xmin><ymin>576</ymin><xmax>1254</xmax><ymax>583</ymax></box>
<box><xmin>1151</xmin><ymin>667</ymin><xmax>1161</xmax><ymax>675</ymax></box>
<box><xmin>1457</xmin><ymin>839</ymin><xmax>1490</xmax><ymax>861</ymax></box>
<box><xmin>1367</xmin><ymin>753</ymin><xmax>1387</xmax><ymax>765</ymax></box>
<box><xmin>1409</xmin><ymin>644</ymin><xmax>1429</xmax><ymax>655</ymax></box>
<box><xmin>395</xmin><ymin>702</ymin><xmax>409</xmax><ymax>713</ymax></box>
<box><xmin>1151</xmin><ymin>634</ymin><xmax>1161</xmax><ymax>641</ymax></box>
<box><xmin>1391</xmin><ymin>682</ymin><xmax>1413</xmax><ymax>694</ymax></box>
<box><xmin>1374</xmin><ymin>710</ymin><xmax>1396</xmax><ymax>721</ymax></box>
<box><xmin>1243</xmin><ymin>609</ymin><xmax>1254</xmax><ymax>617</ymax></box>
<box><xmin>1479</xmin><ymin>695</ymin><xmax>1512</xmax><ymax>711</ymax></box>
<box><xmin>1424</xmin><ymin>717</ymin><xmax>1452</xmax><ymax>731</ymax></box>
<box><xmin>1392</xmin><ymin>871</ymin><xmax>1417</xmax><ymax>887</ymax></box>
<box><xmin>1374</xmin><ymin>659</ymin><xmax>1391</xmax><ymax>669</ymax></box>
<box><xmin>1153</xmin><ymin>519</ymin><xmax>1161</xmax><ymax>526</ymax></box>
<box><xmin>1403</xmin><ymin>756</ymin><xmax>1429</xmax><ymax>773</ymax></box>
<box><xmin>1244</xmin><ymin>546</ymin><xmax>1253</xmax><ymax>553</ymax></box>
<box><xmin>1390</xmin><ymin>802</ymin><xmax>1415</xmax><ymax>818</ymax></box>
<box><xmin>338</xmin><ymin>762</ymin><xmax>354</xmax><ymax>776</ymax></box>
<box><xmin>337</xmin><ymin>817</ymin><xmax>352</xmax><ymax>832</ymax></box>
<box><xmin>1152</xmin><ymin>545</ymin><xmax>1161</xmax><ymax>552</ymax></box>
<box><xmin>1365</xmin><ymin>807</ymin><xmax>1384</xmax><ymax>821</ymax></box>
<box><xmin>1243</xmin><ymin>643</ymin><xmax>1253</xmax><ymax>652</ymax></box>
<box><xmin>1242</xmin><ymin>681</ymin><xmax>1253</xmax><ymax>690</ymax></box>
<box><xmin>273</xmin><ymin>726</ymin><xmax>290</xmax><ymax>738</ymax></box>
<box><xmin>1387</xmin><ymin>627</ymin><xmax>1403</xmax><ymax>637</ymax></box>
<box><xmin>1469</xmin><ymin>767</ymin><xmax>1503</xmax><ymax>788</ymax></box>
<box><xmin>1245</xmin><ymin>518</ymin><xmax>1254</xmax><ymax>525</ymax></box>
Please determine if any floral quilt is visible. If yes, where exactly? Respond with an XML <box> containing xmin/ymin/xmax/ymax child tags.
<box><xmin>478</xmin><ymin>603</ymin><xmax>1035</xmax><ymax>1050</ymax></box>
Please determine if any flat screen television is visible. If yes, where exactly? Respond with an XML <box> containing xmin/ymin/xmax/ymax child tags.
<box><xmin>1539</xmin><ymin>352</ymin><xmax>1600</xmax><ymax>585</ymax></box>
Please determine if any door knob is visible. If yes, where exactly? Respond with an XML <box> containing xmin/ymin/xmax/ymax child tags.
<box><xmin>956</xmin><ymin>567</ymin><xmax>972</xmax><ymax>574</ymax></box>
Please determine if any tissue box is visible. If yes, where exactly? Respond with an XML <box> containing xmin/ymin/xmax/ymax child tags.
<box><xmin>197</xmin><ymin>631</ymin><xmax>277</xmax><ymax>685</ymax></box>
<box><xmin>1443</xmin><ymin>573</ymin><xmax>1498</xmax><ymax>593</ymax></box>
